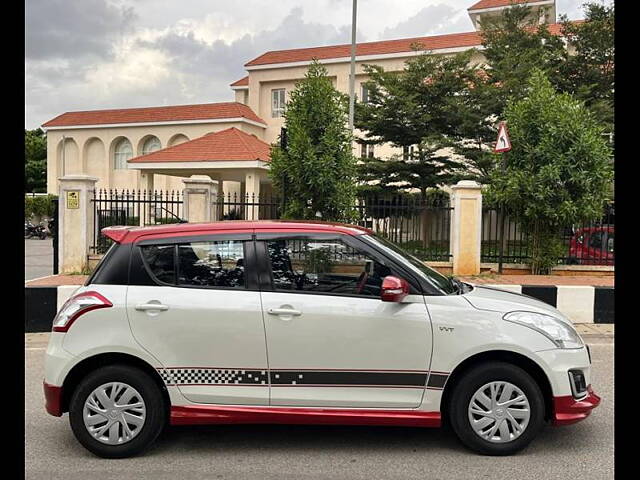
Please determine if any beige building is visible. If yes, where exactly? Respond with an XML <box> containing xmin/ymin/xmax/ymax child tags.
<box><xmin>43</xmin><ymin>0</ymin><xmax>563</xmax><ymax>199</ymax></box>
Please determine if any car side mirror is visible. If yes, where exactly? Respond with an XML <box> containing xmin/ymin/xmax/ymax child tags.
<box><xmin>381</xmin><ymin>276</ymin><xmax>410</xmax><ymax>303</ymax></box>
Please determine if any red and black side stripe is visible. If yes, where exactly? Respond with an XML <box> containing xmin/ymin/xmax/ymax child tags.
<box><xmin>159</xmin><ymin>367</ymin><xmax>449</xmax><ymax>389</ymax></box>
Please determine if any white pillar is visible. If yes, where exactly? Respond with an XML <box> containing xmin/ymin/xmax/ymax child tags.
<box><xmin>182</xmin><ymin>176</ymin><xmax>215</xmax><ymax>223</ymax></box>
<box><xmin>450</xmin><ymin>180</ymin><xmax>483</xmax><ymax>276</ymax></box>
<box><xmin>244</xmin><ymin>170</ymin><xmax>261</xmax><ymax>220</ymax></box>
<box><xmin>58</xmin><ymin>175</ymin><xmax>99</xmax><ymax>274</ymax></box>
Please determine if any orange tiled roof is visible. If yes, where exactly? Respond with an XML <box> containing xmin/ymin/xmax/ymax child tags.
<box><xmin>230</xmin><ymin>76</ymin><xmax>249</xmax><ymax>87</ymax></box>
<box><xmin>468</xmin><ymin>0</ymin><xmax>541</xmax><ymax>10</ymax></box>
<box><xmin>245</xmin><ymin>21</ymin><xmax>568</xmax><ymax>67</ymax></box>
<box><xmin>245</xmin><ymin>31</ymin><xmax>482</xmax><ymax>67</ymax></box>
<box><xmin>128</xmin><ymin>127</ymin><xmax>271</xmax><ymax>164</ymax></box>
<box><xmin>42</xmin><ymin>102</ymin><xmax>266</xmax><ymax>128</ymax></box>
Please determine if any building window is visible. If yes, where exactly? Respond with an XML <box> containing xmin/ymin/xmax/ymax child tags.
<box><xmin>360</xmin><ymin>143</ymin><xmax>374</xmax><ymax>159</ymax></box>
<box><xmin>402</xmin><ymin>145</ymin><xmax>415</xmax><ymax>161</ymax></box>
<box><xmin>142</xmin><ymin>136</ymin><xmax>161</xmax><ymax>155</ymax></box>
<box><xmin>113</xmin><ymin>138</ymin><xmax>133</xmax><ymax>170</ymax></box>
<box><xmin>272</xmin><ymin>88</ymin><xmax>286</xmax><ymax>118</ymax></box>
<box><xmin>361</xmin><ymin>84</ymin><xmax>369</xmax><ymax>103</ymax></box>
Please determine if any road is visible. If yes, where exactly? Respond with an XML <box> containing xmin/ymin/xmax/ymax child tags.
<box><xmin>25</xmin><ymin>334</ymin><xmax>613</xmax><ymax>480</ymax></box>
<box><xmin>25</xmin><ymin>238</ymin><xmax>53</xmax><ymax>281</ymax></box>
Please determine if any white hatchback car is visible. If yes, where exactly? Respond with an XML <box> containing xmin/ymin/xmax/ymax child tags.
<box><xmin>44</xmin><ymin>221</ymin><xmax>600</xmax><ymax>458</ymax></box>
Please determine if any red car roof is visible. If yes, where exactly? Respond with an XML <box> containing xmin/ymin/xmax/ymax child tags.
<box><xmin>102</xmin><ymin>220</ymin><xmax>373</xmax><ymax>244</ymax></box>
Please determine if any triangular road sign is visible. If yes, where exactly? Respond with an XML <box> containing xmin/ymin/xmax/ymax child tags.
<box><xmin>494</xmin><ymin>122</ymin><xmax>512</xmax><ymax>153</ymax></box>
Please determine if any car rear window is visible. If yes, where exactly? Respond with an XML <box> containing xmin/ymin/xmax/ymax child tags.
<box><xmin>177</xmin><ymin>241</ymin><xmax>245</xmax><ymax>288</ymax></box>
<box><xmin>139</xmin><ymin>240</ymin><xmax>246</xmax><ymax>289</ymax></box>
<box><xmin>140</xmin><ymin>244</ymin><xmax>175</xmax><ymax>284</ymax></box>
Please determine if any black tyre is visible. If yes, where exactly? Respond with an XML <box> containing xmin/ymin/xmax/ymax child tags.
<box><xmin>448</xmin><ymin>362</ymin><xmax>545</xmax><ymax>456</ymax></box>
<box><xmin>69</xmin><ymin>364</ymin><xmax>166</xmax><ymax>458</ymax></box>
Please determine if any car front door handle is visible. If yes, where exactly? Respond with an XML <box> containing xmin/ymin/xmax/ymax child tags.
<box><xmin>267</xmin><ymin>308</ymin><xmax>302</xmax><ymax>317</ymax></box>
<box><xmin>135</xmin><ymin>303</ymin><xmax>169</xmax><ymax>312</ymax></box>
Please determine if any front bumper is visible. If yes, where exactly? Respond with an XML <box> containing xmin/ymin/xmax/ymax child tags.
<box><xmin>552</xmin><ymin>385</ymin><xmax>601</xmax><ymax>426</ymax></box>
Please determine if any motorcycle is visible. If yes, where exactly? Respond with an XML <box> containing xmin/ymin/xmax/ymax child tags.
<box><xmin>25</xmin><ymin>220</ymin><xmax>48</xmax><ymax>240</ymax></box>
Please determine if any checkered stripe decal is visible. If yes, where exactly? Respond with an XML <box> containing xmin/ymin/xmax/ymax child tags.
<box><xmin>159</xmin><ymin>368</ymin><xmax>268</xmax><ymax>386</ymax></box>
<box><xmin>159</xmin><ymin>368</ymin><xmax>449</xmax><ymax>389</ymax></box>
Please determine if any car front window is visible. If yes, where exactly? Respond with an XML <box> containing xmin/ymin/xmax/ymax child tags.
<box><xmin>265</xmin><ymin>237</ymin><xmax>394</xmax><ymax>297</ymax></box>
<box><xmin>363</xmin><ymin>234</ymin><xmax>457</xmax><ymax>294</ymax></box>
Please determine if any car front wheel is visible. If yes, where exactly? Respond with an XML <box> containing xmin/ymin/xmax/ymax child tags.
<box><xmin>449</xmin><ymin>361</ymin><xmax>545</xmax><ymax>456</ymax></box>
<box><xmin>69</xmin><ymin>364</ymin><xmax>166</xmax><ymax>458</ymax></box>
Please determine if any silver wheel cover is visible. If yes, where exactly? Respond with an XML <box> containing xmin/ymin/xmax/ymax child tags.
<box><xmin>467</xmin><ymin>381</ymin><xmax>530</xmax><ymax>444</ymax></box>
<box><xmin>83</xmin><ymin>382</ymin><xmax>146</xmax><ymax>445</ymax></box>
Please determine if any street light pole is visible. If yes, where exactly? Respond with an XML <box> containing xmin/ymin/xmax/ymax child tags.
<box><xmin>348</xmin><ymin>0</ymin><xmax>357</xmax><ymax>131</ymax></box>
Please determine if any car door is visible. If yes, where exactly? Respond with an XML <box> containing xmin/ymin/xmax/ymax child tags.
<box><xmin>126</xmin><ymin>233</ymin><xmax>270</xmax><ymax>406</ymax></box>
<box><xmin>586</xmin><ymin>230</ymin><xmax>604</xmax><ymax>264</ymax></box>
<box><xmin>257</xmin><ymin>232</ymin><xmax>433</xmax><ymax>409</ymax></box>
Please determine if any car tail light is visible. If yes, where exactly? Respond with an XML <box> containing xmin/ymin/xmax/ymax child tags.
<box><xmin>52</xmin><ymin>291</ymin><xmax>112</xmax><ymax>333</ymax></box>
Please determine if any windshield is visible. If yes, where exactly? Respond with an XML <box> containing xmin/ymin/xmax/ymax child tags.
<box><xmin>364</xmin><ymin>234</ymin><xmax>457</xmax><ymax>294</ymax></box>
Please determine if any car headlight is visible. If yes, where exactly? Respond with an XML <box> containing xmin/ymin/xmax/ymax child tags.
<box><xmin>503</xmin><ymin>311</ymin><xmax>583</xmax><ymax>349</ymax></box>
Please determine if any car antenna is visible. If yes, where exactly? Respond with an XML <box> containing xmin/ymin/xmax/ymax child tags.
<box><xmin>158</xmin><ymin>206</ymin><xmax>188</xmax><ymax>223</ymax></box>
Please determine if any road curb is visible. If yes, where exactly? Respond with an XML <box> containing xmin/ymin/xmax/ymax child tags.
<box><xmin>25</xmin><ymin>285</ymin><xmax>80</xmax><ymax>332</ymax></box>
<box><xmin>462</xmin><ymin>283</ymin><xmax>613</xmax><ymax>324</ymax></box>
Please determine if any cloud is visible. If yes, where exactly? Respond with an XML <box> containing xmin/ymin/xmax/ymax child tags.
<box><xmin>25</xmin><ymin>0</ymin><xmax>136</xmax><ymax>60</ymax></box>
<box><xmin>25</xmin><ymin>5</ymin><xmax>360</xmax><ymax>129</ymax></box>
<box><xmin>381</xmin><ymin>3</ymin><xmax>473</xmax><ymax>39</ymax></box>
<box><xmin>25</xmin><ymin>0</ymin><xmax>607</xmax><ymax>129</ymax></box>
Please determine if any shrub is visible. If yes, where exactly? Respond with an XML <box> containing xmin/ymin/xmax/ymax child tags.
<box><xmin>25</xmin><ymin>194</ymin><xmax>57</xmax><ymax>219</ymax></box>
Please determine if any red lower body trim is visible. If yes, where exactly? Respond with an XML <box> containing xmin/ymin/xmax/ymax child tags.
<box><xmin>170</xmin><ymin>405</ymin><xmax>441</xmax><ymax>428</ymax></box>
<box><xmin>43</xmin><ymin>381</ymin><xmax>63</xmax><ymax>417</ymax></box>
<box><xmin>552</xmin><ymin>385</ymin><xmax>601</xmax><ymax>426</ymax></box>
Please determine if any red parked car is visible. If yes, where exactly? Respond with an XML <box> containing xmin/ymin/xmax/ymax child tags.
<box><xmin>567</xmin><ymin>226</ymin><xmax>614</xmax><ymax>265</ymax></box>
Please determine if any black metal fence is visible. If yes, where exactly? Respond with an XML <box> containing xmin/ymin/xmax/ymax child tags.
<box><xmin>212</xmin><ymin>193</ymin><xmax>282</xmax><ymax>221</ymax></box>
<box><xmin>91</xmin><ymin>189</ymin><xmax>184</xmax><ymax>254</ymax></box>
<box><xmin>482</xmin><ymin>203</ymin><xmax>615</xmax><ymax>266</ymax></box>
<box><xmin>90</xmin><ymin>190</ymin><xmax>452</xmax><ymax>261</ymax></box>
<box><xmin>351</xmin><ymin>196</ymin><xmax>452</xmax><ymax>261</ymax></box>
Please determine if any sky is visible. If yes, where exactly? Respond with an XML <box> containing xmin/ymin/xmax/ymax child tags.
<box><xmin>25</xmin><ymin>0</ymin><xmax>607</xmax><ymax>129</ymax></box>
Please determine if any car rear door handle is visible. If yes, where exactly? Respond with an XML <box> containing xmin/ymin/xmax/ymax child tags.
<box><xmin>135</xmin><ymin>303</ymin><xmax>169</xmax><ymax>312</ymax></box>
<box><xmin>267</xmin><ymin>308</ymin><xmax>302</xmax><ymax>317</ymax></box>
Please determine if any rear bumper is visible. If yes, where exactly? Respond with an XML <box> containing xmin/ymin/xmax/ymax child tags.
<box><xmin>43</xmin><ymin>381</ymin><xmax>63</xmax><ymax>417</ymax></box>
<box><xmin>552</xmin><ymin>385</ymin><xmax>601</xmax><ymax>426</ymax></box>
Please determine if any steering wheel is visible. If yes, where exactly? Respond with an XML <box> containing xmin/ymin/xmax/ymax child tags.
<box><xmin>355</xmin><ymin>271</ymin><xmax>369</xmax><ymax>295</ymax></box>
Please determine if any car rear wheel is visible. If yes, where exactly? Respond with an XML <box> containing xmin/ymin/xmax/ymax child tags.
<box><xmin>448</xmin><ymin>362</ymin><xmax>545</xmax><ymax>456</ymax></box>
<box><xmin>69</xmin><ymin>364</ymin><xmax>166</xmax><ymax>458</ymax></box>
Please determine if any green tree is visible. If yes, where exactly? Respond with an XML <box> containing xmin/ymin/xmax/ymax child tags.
<box><xmin>269</xmin><ymin>60</ymin><xmax>356</xmax><ymax>221</ymax></box>
<box><xmin>355</xmin><ymin>50</ymin><xmax>483</xmax><ymax>196</ymax></box>
<box><xmin>480</xmin><ymin>3</ymin><xmax>566</xmax><ymax>110</ymax></box>
<box><xmin>559</xmin><ymin>3</ymin><xmax>614</xmax><ymax>132</ymax></box>
<box><xmin>25</xmin><ymin>128</ymin><xmax>47</xmax><ymax>193</ymax></box>
<box><xmin>480</xmin><ymin>2</ymin><xmax>614</xmax><ymax>133</ymax></box>
<box><xmin>486</xmin><ymin>70</ymin><xmax>613</xmax><ymax>274</ymax></box>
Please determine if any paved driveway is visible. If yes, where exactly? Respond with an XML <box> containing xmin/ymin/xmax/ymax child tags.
<box><xmin>25</xmin><ymin>239</ymin><xmax>53</xmax><ymax>281</ymax></box>
<box><xmin>25</xmin><ymin>334</ymin><xmax>613</xmax><ymax>480</ymax></box>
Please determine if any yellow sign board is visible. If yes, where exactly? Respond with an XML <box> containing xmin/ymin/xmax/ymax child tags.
<box><xmin>66</xmin><ymin>191</ymin><xmax>80</xmax><ymax>209</ymax></box>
